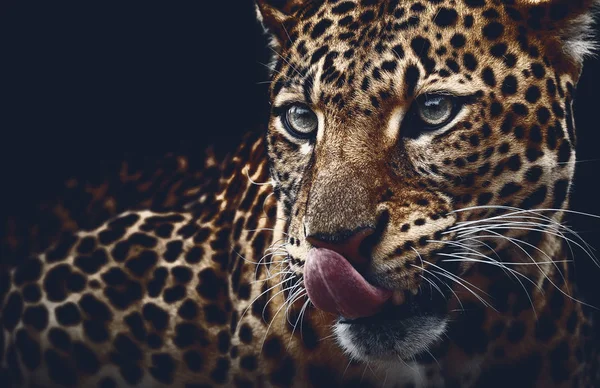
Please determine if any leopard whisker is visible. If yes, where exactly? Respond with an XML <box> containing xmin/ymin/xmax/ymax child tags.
<box><xmin>454</xmin><ymin>222</ymin><xmax>599</xmax><ymax>269</ymax></box>
<box><xmin>452</xmin><ymin>209</ymin><xmax>597</xmax><ymax>260</ymax></box>
<box><xmin>450</xmin><ymin>205</ymin><xmax>600</xmax><ymax>254</ymax></box>
<box><xmin>260</xmin><ymin>293</ymin><xmax>292</xmax><ymax>354</ymax></box>
<box><xmin>455</xmin><ymin>224</ymin><xmax>577</xmax><ymax>290</ymax></box>
<box><xmin>426</xmin><ymin>261</ymin><xmax>494</xmax><ymax>310</ymax></box>
<box><xmin>429</xmin><ymin>239</ymin><xmax>503</xmax><ymax>263</ymax></box>
<box><xmin>263</xmin><ymin>245</ymin><xmax>289</xmax><ymax>255</ymax></box>
<box><xmin>285</xmin><ymin>281</ymin><xmax>305</xmax><ymax>305</ymax></box>
<box><xmin>450</xmin><ymin>205</ymin><xmax>600</xmax><ymax>220</ymax></box>
<box><xmin>262</xmin><ymin>284</ymin><xmax>299</xmax><ymax>323</ymax></box>
<box><xmin>454</xmin><ymin>220</ymin><xmax>584</xmax><ymax>252</ymax></box>
<box><xmin>254</xmin><ymin>252</ymin><xmax>287</xmax><ymax>280</ymax></box>
<box><xmin>262</xmin><ymin>192</ymin><xmax>277</xmax><ymax>216</ymax></box>
<box><xmin>232</xmin><ymin>246</ymin><xmax>284</xmax><ymax>266</ymax></box>
<box><xmin>438</xmin><ymin>253</ymin><xmax>538</xmax><ymax>317</ymax></box>
<box><xmin>288</xmin><ymin>297</ymin><xmax>310</xmax><ymax>347</ymax></box>
<box><xmin>255</xmin><ymin>249</ymin><xmax>287</xmax><ymax>261</ymax></box>
<box><xmin>258</xmin><ymin>60</ymin><xmax>295</xmax><ymax>82</ymax></box>
<box><xmin>427</xmin><ymin>258</ymin><xmax>491</xmax><ymax>297</ymax></box>
<box><xmin>410</xmin><ymin>247</ymin><xmax>448</xmax><ymax>302</ymax></box>
<box><xmin>465</xmin><ymin>232</ymin><xmax>597</xmax><ymax>310</ymax></box>
<box><xmin>381</xmin><ymin>371</ymin><xmax>389</xmax><ymax>388</ymax></box>
<box><xmin>431</xmin><ymin>237</ymin><xmax>521</xmax><ymax>283</ymax></box>
<box><xmin>238</xmin><ymin>251</ymin><xmax>286</xmax><ymax>267</ymax></box>
<box><xmin>267</xmin><ymin>47</ymin><xmax>313</xmax><ymax>88</ymax></box>
<box><xmin>244</xmin><ymin>165</ymin><xmax>275</xmax><ymax>186</ymax></box>
<box><xmin>557</xmin><ymin>157</ymin><xmax>600</xmax><ymax>165</ymax></box>
<box><xmin>285</xmin><ymin>290</ymin><xmax>307</xmax><ymax>325</ymax></box>
<box><xmin>239</xmin><ymin>277</ymin><xmax>289</xmax><ymax>322</ymax></box>
<box><xmin>246</xmin><ymin>227</ymin><xmax>289</xmax><ymax>235</ymax></box>
<box><xmin>441</xmin><ymin>254</ymin><xmax>572</xmax><ymax>266</ymax></box>
<box><xmin>395</xmin><ymin>355</ymin><xmax>419</xmax><ymax>377</ymax></box>
<box><xmin>360</xmin><ymin>362</ymin><xmax>370</xmax><ymax>382</ymax></box>
<box><xmin>231</xmin><ymin>248</ymin><xmax>288</xmax><ymax>282</ymax></box>
<box><xmin>430</xmin><ymin>268</ymin><xmax>493</xmax><ymax>310</ymax></box>
<box><xmin>284</xmin><ymin>282</ymin><xmax>306</xmax><ymax>320</ymax></box>
<box><xmin>418</xmin><ymin>274</ymin><xmax>446</xmax><ymax>302</ymax></box>
<box><xmin>250</xmin><ymin>270</ymin><xmax>293</xmax><ymax>285</ymax></box>
<box><xmin>280</xmin><ymin>21</ymin><xmax>295</xmax><ymax>45</ymax></box>
<box><xmin>410</xmin><ymin>262</ymin><xmax>465</xmax><ymax>311</ymax></box>
<box><xmin>319</xmin><ymin>332</ymin><xmax>338</xmax><ymax>343</ymax></box>
<box><xmin>342</xmin><ymin>359</ymin><xmax>354</xmax><ymax>380</ymax></box>
<box><xmin>450</xmin><ymin>205</ymin><xmax>597</xmax><ymax>257</ymax></box>
<box><xmin>424</xmin><ymin>347</ymin><xmax>442</xmax><ymax>369</ymax></box>
<box><xmin>257</xmin><ymin>248</ymin><xmax>289</xmax><ymax>278</ymax></box>
<box><xmin>459</xmin><ymin>229</ymin><xmax>563</xmax><ymax>290</ymax></box>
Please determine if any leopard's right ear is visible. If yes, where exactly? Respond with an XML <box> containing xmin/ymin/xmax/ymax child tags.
<box><xmin>255</xmin><ymin>0</ymin><xmax>313</xmax><ymax>48</ymax></box>
<box><xmin>510</xmin><ymin>0</ymin><xmax>600</xmax><ymax>70</ymax></box>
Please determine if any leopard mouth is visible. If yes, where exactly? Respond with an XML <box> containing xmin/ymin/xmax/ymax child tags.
<box><xmin>303</xmin><ymin>247</ymin><xmax>450</xmax><ymax>361</ymax></box>
<box><xmin>337</xmin><ymin>286</ymin><xmax>447</xmax><ymax>326</ymax></box>
<box><xmin>332</xmin><ymin>288</ymin><xmax>449</xmax><ymax>362</ymax></box>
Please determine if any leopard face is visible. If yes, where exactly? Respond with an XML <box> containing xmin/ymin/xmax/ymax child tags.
<box><xmin>257</xmin><ymin>0</ymin><xmax>596</xmax><ymax>363</ymax></box>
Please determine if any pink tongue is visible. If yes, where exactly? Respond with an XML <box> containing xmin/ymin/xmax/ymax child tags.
<box><xmin>304</xmin><ymin>248</ymin><xmax>392</xmax><ymax>319</ymax></box>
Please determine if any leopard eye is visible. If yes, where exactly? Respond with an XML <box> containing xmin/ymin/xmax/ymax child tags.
<box><xmin>282</xmin><ymin>104</ymin><xmax>318</xmax><ymax>138</ymax></box>
<box><xmin>416</xmin><ymin>95</ymin><xmax>455</xmax><ymax>128</ymax></box>
<box><xmin>402</xmin><ymin>94</ymin><xmax>463</xmax><ymax>139</ymax></box>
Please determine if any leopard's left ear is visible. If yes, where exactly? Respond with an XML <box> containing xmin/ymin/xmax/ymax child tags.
<box><xmin>255</xmin><ymin>0</ymin><xmax>313</xmax><ymax>49</ymax></box>
<box><xmin>513</xmin><ymin>0</ymin><xmax>599</xmax><ymax>68</ymax></box>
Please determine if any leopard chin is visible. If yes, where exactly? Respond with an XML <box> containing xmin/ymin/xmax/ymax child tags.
<box><xmin>334</xmin><ymin>315</ymin><xmax>448</xmax><ymax>362</ymax></box>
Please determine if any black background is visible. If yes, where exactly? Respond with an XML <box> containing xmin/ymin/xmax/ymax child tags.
<box><xmin>1</xmin><ymin>2</ymin><xmax>599</xmax><ymax>305</ymax></box>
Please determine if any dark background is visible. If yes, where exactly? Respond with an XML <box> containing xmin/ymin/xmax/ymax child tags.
<box><xmin>1</xmin><ymin>2</ymin><xmax>599</xmax><ymax>306</ymax></box>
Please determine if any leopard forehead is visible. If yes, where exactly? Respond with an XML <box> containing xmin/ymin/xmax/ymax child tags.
<box><xmin>267</xmin><ymin>0</ymin><xmax>585</xmax><ymax>110</ymax></box>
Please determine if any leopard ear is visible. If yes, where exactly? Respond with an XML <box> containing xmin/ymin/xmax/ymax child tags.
<box><xmin>255</xmin><ymin>0</ymin><xmax>312</xmax><ymax>48</ymax></box>
<box><xmin>512</xmin><ymin>0</ymin><xmax>599</xmax><ymax>66</ymax></box>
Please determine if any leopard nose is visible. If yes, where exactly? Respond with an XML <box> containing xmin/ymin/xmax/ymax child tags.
<box><xmin>306</xmin><ymin>227</ymin><xmax>375</xmax><ymax>270</ymax></box>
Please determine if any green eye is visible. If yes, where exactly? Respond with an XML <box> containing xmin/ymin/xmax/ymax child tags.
<box><xmin>283</xmin><ymin>104</ymin><xmax>318</xmax><ymax>138</ymax></box>
<box><xmin>417</xmin><ymin>95</ymin><xmax>455</xmax><ymax>127</ymax></box>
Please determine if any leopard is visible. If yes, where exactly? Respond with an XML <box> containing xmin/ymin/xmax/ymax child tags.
<box><xmin>1</xmin><ymin>0</ymin><xmax>599</xmax><ymax>387</ymax></box>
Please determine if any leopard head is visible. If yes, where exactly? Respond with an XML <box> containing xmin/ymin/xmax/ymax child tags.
<box><xmin>256</xmin><ymin>0</ymin><xmax>597</xmax><ymax>362</ymax></box>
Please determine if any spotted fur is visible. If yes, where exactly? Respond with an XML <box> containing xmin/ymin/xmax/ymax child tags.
<box><xmin>1</xmin><ymin>0</ymin><xmax>599</xmax><ymax>387</ymax></box>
